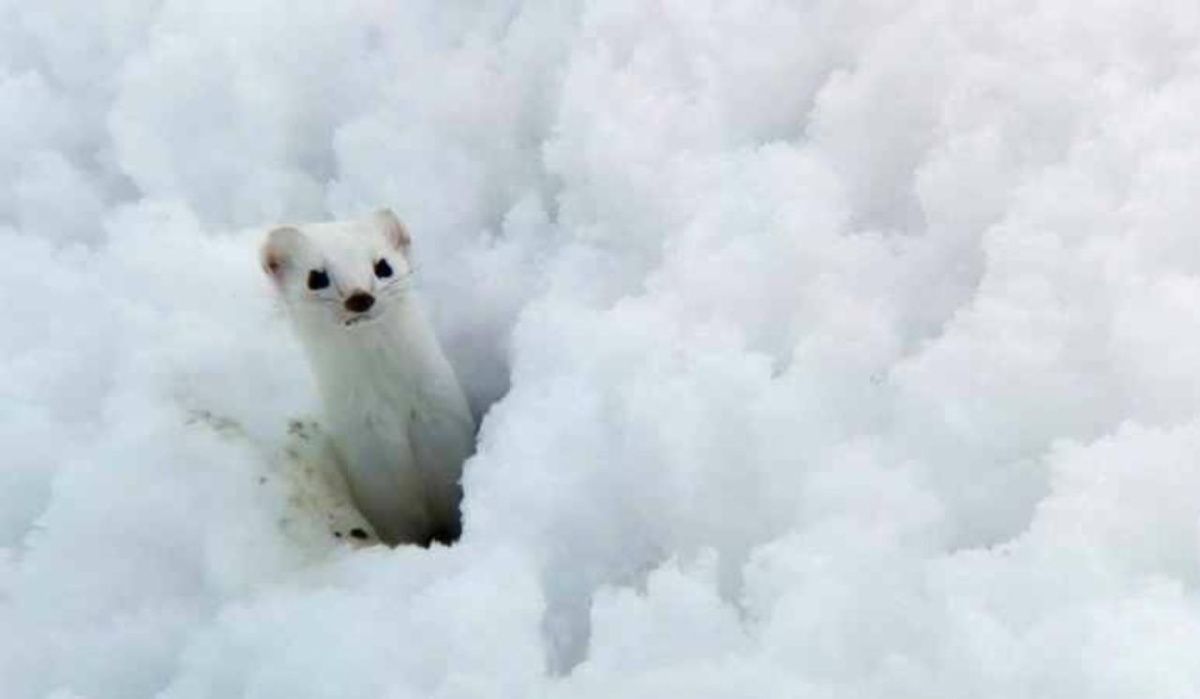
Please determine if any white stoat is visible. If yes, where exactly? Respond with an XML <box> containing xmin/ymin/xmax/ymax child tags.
<box><xmin>261</xmin><ymin>209</ymin><xmax>475</xmax><ymax>546</ymax></box>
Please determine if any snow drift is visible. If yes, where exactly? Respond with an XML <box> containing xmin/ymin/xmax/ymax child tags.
<box><xmin>5</xmin><ymin>0</ymin><xmax>1200</xmax><ymax>696</ymax></box>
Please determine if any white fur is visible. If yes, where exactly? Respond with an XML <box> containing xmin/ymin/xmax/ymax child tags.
<box><xmin>262</xmin><ymin>210</ymin><xmax>475</xmax><ymax>546</ymax></box>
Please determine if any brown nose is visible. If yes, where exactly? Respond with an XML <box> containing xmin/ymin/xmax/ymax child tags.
<box><xmin>344</xmin><ymin>292</ymin><xmax>375</xmax><ymax>313</ymax></box>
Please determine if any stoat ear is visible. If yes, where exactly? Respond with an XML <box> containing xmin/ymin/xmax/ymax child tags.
<box><xmin>373</xmin><ymin>208</ymin><xmax>411</xmax><ymax>252</ymax></box>
<box><xmin>260</xmin><ymin>226</ymin><xmax>303</xmax><ymax>281</ymax></box>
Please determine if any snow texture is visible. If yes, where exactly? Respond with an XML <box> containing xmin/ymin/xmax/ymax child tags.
<box><xmin>4</xmin><ymin>0</ymin><xmax>1200</xmax><ymax>696</ymax></box>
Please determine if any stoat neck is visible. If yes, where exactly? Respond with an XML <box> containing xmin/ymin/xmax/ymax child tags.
<box><xmin>296</xmin><ymin>299</ymin><xmax>446</xmax><ymax>403</ymax></box>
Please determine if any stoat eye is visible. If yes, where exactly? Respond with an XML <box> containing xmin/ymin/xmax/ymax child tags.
<box><xmin>374</xmin><ymin>258</ymin><xmax>393</xmax><ymax>279</ymax></box>
<box><xmin>307</xmin><ymin>269</ymin><xmax>330</xmax><ymax>290</ymax></box>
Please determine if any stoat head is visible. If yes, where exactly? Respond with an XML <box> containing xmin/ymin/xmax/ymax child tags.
<box><xmin>261</xmin><ymin>208</ymin><xmax>413</xmax><ymax>330</ymax></box>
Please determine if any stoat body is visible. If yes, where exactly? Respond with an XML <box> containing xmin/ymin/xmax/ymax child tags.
<box><xmin>261</xmin><ymin>210</ymin><xmax>475</xmax><ymax>546</ymax></box>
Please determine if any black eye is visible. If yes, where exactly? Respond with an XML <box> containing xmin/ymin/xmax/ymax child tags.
<box><xmin>374</xmin><ymin>258</ymin><xmax>393</xmax><ymax>279</ymax></box>
<box><xmin>307</xmin><ymin>269</ymin><xmax>330</xmax><ymax>290</ymax></box>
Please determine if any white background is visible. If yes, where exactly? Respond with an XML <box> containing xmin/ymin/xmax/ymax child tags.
<box><xmin>4</xmin><ymin>1</ymin><xmax>1200</xmax><ymax>697</ymax></box>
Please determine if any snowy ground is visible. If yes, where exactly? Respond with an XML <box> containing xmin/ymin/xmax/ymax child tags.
<box><xmin>5</xmin><ymin>1</ymin><xmax>1200</xmax><ymax>697</ymax></box>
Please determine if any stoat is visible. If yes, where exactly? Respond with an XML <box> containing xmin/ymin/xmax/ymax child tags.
<box><xmin>261</xmin><ymin>209</ymin><xmax>475</xmax><ymax>546</ymax></box>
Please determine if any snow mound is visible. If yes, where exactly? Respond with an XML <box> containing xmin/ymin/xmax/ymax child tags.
<box><xmin>4</xmin><ymin>1</ymin><xmax>1200</xmax><ymax>696</ymax></box>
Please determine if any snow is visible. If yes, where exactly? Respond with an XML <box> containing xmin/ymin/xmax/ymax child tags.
<box><xmin>4</xmin><ymin>0</ymin><xmax>1200</xmax><ymax>696</ymax></box>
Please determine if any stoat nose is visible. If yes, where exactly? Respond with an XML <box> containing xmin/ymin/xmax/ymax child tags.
<box><xmin>344</xmin><ymin>292</ymin><xmax>375</xmax><ymax>313</ymax></box>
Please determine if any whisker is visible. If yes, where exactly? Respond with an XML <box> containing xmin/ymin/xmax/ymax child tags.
<box><xmin>379</xmin><ymin>271</ymin><xmax>421</xmax><ymax>296</ymax></box>
<box><xmin>379</xmin><ymin>286</ymin><xmax>418</xmax><ymax>300</ymax></box>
